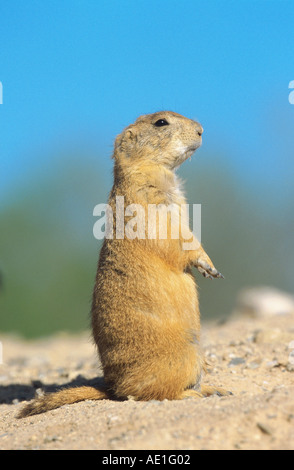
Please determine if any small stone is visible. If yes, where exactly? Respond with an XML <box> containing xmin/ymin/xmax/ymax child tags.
<box><xmin>44</xmin><ymin>435</ymin><xmax>61</xmax><ymax>443</ymax></box>
<box><xmin>288</xmin><ymin>348</ymin><xmax>294</xmax><ymax>367</ymax></box>
<box><xmin>256</xmin><ymin>422</ymin><xmax>273</xmax><ymax>435</ymax></box>
<box><xmin>228</xmin><ymin>357</ymin><xmax>246</xmax><ymax>367</ymax></box>
<box><xmin>107</xmin><ymin>415</ymin><xmax>119</xmax><ymax>425</ymax></box>
<box><xmin>247</xmin><ymin>360</ymin><xmax>261</xmax><ymax>370</ymax></box>
<box><xmin>266</xmin><ymin>360</ymin><xmax>279</xmax><ymax>369</ymax></box>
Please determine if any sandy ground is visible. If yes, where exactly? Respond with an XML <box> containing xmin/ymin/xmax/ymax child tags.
<box><xmin>1</xmin><ymin>311</ymin><xmax>294</xmax><ymax>450</ymax></box>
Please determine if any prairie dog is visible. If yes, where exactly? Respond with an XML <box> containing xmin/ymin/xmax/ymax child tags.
<box><xmin>18</xmin><ymin>111</ymin><xmax>228</xmax><ymax>418</ymax></box>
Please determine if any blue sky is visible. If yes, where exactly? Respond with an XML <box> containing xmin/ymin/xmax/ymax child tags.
<box><xmin>0</xmin><ymin>0</ymin><xmax>294</xmax><ymax>205</ymax></box>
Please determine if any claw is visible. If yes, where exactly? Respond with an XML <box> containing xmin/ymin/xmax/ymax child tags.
<box><xmin>216</xmin><ymin>272</ymin><xmax>225</xmax><ymax>279</ymax></box>
<box><xmin>197</xmin><ymin>261</ymin><xmax>224</xmax><ymax>280</ymax></box>
<box><xmin>204</xmin><ymin>272</ymin><xmax>214</xmax><ymax>280</ymax></box>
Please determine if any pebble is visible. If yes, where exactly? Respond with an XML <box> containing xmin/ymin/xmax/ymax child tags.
<box><xmin>256</xmin><ymin>422</ymin><xmax>273</xmax><ymax>436</ymax></box>
<box><xmin>44</xmin><ymin>435</ymin><xmax>61</xmax><ymax>443</ymax></box>
<box><xmin>247</xmin><ymin>360</ymin><xmax>261</xmax><ymax>370</ymax></box>
<box><xmin>107</xmin><ymin>415</ymin><xmax>119</xmax><ymax>425</ymax></box>
<box><xmin>266</xmin><ymin>360</ymin><xmax>279</xmax><ymax>369</ymax></box>
<box><xmin>228</xmin><ymin>357</ymin><xmax>246</xmax><ymax>367</ymax></box>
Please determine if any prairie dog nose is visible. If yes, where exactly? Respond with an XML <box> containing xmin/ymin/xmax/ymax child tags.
<box><xmin>196</xmin><ymin>124</ymin><xmax>203</xmax><ymax>137</ymax></box>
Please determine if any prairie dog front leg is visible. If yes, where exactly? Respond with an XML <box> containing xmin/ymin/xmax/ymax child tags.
<box><xmin>193</xmin><ymin>246</ymin><xmax>224</xmax><ymax>280</ymax></box>
<box><xmin>181</xmin><ymin>231</ymin><xmax>224</xmax><ymax>280</ymax></box>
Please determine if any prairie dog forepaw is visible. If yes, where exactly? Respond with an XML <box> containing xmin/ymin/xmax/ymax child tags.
<box><xmin>195</xmin><ymin>258</ymin><xmax>224</xmax><ymax>280</ymax></box>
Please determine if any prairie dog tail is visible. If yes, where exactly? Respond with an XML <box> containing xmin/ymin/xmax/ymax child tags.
<box><xmin>17</xmin><ymin>385</ymin><xmax>109</xmax><ymax>418</ymax></box>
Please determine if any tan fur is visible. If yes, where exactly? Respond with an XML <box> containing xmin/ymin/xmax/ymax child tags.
<box><xmin>18</xmin><ymin>111</ymin><xmax>228</xmax><ymax>418</ymax></box>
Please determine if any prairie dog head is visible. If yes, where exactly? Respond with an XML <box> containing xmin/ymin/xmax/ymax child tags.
<box><xmin>114</xmin><ymin>111</ymin><xmax>203</xmax><ymax>170</ymax></box>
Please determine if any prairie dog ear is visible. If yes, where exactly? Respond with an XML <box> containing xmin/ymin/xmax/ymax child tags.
<box><xmin>123</xmin><ymin>127</ymin><xmax>137</xmax><ymax>142</ymax></box>
<box><xmin>113</xmin><ymin>126</ymin><xmax>137</xmax><ymax>158</ymax></box>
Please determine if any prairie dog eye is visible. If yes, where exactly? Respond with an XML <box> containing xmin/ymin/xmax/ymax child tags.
<box><xmin>154</xmin><ymin>119</ymin><xmax>169</xmax><ymax>127</ymax></box>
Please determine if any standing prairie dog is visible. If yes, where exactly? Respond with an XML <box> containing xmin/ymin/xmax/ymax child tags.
<box><xmin>18</xmin><ymin>111</ymin><xmax>228</xmax><ymax>418</ymax></box>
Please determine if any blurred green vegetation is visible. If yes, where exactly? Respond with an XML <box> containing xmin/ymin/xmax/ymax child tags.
<box><xmin>0</xmin><ymin>150</ymin><xmax>293</xmax><ymax>338</ymax></box>
<box><xmin>0</xmin><ymin>155</ymin><xmax>109</xmax><ymax>337</ymax></box>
